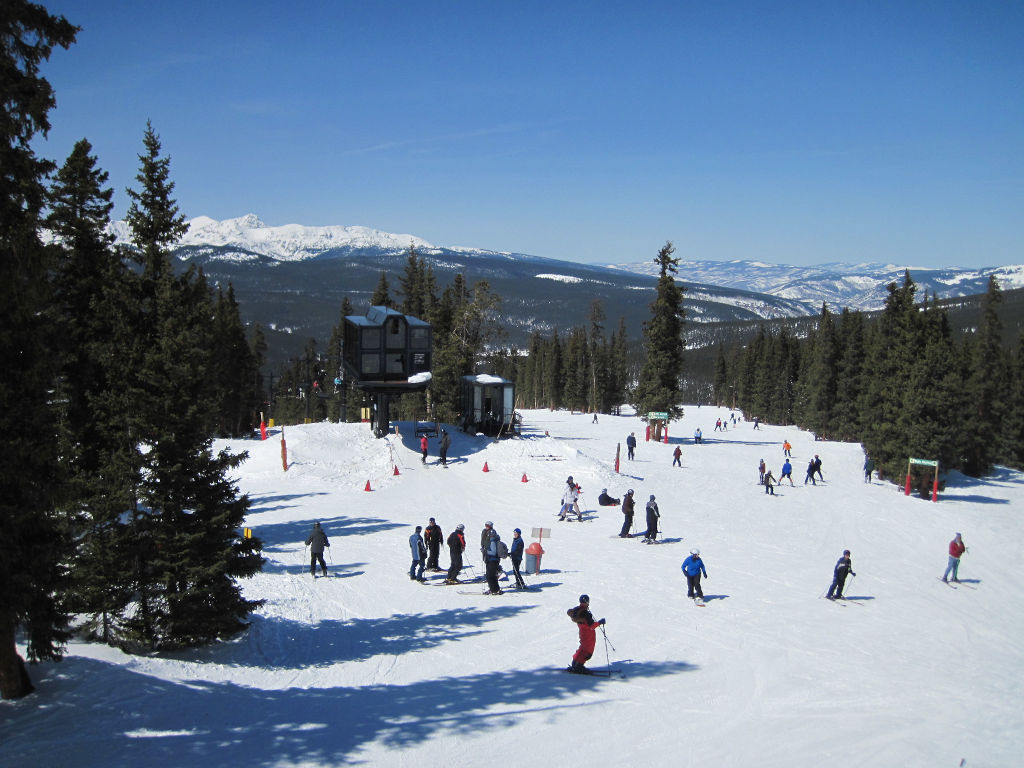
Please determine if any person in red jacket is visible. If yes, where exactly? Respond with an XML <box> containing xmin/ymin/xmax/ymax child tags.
<box><xmin>567</xmin><ymin>594</ymin><xmax>605</xmax><ymax>673</ymax></box>
<box><xmin>420</xmin><ymin>434</ymin><xmax>428</xmax><ymax>464</ymax></box>
<box><xmin>942</xmin><ymin>532</ymin><xmax>967</xmax><ymax>583</ymax></box>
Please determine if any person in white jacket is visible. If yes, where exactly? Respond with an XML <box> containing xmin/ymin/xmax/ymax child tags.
<box><xmin>558</xmin><ymin>476</ymin><xmax>582</xmax><ymax>521</ymax></box>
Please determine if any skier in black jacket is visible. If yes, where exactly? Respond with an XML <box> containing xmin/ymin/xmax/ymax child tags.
<box><xmin>643</xmin><ymin>495</ymin><xmax>660</xmax><ymax>542</ymax></box>
<box><xmin>305</xmin><ymin>521</ymin><xmax>329</xmax><ymax>577</ymax></box>
<box><xmin>826</xmin><ymin>549</ymin><xmax>855</xmax><ymax>600</ymax></box>
<box><xmin>619</xmin><ymin>489</ymin><xmax>635</xmax><ymax>537</ymax></box>
<box><xmin>445</xmin><ymin>524</ymin><xmax>466</xmax><ymax>584</ymax></box>
<box><xmin>424</xmin><ymin>517</ymin><xmax>443</xmax><ymax>571</ymax></box>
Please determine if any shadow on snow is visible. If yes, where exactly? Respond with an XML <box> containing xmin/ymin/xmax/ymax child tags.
<box><xmin>2</xmin><ymin>654</ymin><xmax>698</xmax><ymax>766</ymax></box>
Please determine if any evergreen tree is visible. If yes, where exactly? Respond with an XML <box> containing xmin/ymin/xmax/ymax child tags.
<box><xmin>0</xmin><ymin>0</ymin><xmax>78</xmax><ymax>700</ymax></box>
<box><xmin>563</xmin><ymin>326</ymin><xmax>589</xmax><ymax>411</ymax></box>
<box><xmin>370</xmin><ymin>270</ymin><xmax>394</xmax><ymax>308</ymax></box>
<box><xmin>859</xmin><ymin>272</ymin><xmax>919</xmax><ymax>478</ymax></box>
<box><xmin>397</xmin><ymin>244</ymin><xmax>425</xmax><ymax>317</ymax></box>
<box><xmin>120</xmin><ymin>125</ymin><xmax>263</xmax><ymax>649</ymax></box>
<box><xmin>46</xmin><ymin>138</ymin><xmax>142</xmax><ymax>646</ymax></box>
<box><xmin>831</xmin><ymin>309</ymin><xmax>867</xmax><ymax>442</ymax></box>
<box><xmin>607</xmin><ymin>317</ymin><xmax>631</xmax><ymax>412</ymax></box>
<box><xmin>712</xmin><ymin>345</ymin><xmax>729</xmax><ymax>407</ymax></box>
<box><xmin>899</xmin><ymin>295</ymin><xmax>964</xmax><ymax>495</ymax></box>
<box><xmin>795</xmin><ymin>304</ymin><xmax>838</xmax><ymax>437</ymax></box>
<box><xmin>963</xmin><ymin>276</ymin><xmax>1006</xmax><ymax>475</ymax></box>
<box><xmin>211</xmin><ymin>284</ymin><xmax>260</xmax><ymax>437</ymax></box>
<box><xmin>544</xmin><ymin>330</ymin><xmax>564</xmax><ymax>410</ymax></box>
<box><xmin>587</xmin><ymin>300</ymin><xmax>607</xmax><ymax>413</ymax></box>
<box><xmin>1003</xmin><ymin>333</ymin><xmax>1024</xmax><ymax>469</ymax></box>
<box><xmin>634</xmin><ymin>242</ymin><xmax>686</xmax><ymax>425</ymax></box>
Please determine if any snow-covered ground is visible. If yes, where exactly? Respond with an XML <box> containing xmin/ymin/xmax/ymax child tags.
<box><xmin>3</xmin><ymin>407</ymin><xmax>1022</xmax><ymax>767</ymax></box>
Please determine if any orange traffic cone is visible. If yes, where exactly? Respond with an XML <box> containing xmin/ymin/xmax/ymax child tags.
<box><xmin>521</xmin><ymin>473</ymin><xmax>529</xmax><ymax>483</ymax></box>
<box><xmin>482</xmin><ymin>461</ymin><xmax>490</xmax><ymax>472</ymax></box>
<box><xmin>364</xmin><ymin>479</ymin><xmax>372</xmax><ymax>491</ymax></box>
<box><xmin>393</xmin><ymin>464</ymin><xmax>401</xmax><ymax>476</ymax></box>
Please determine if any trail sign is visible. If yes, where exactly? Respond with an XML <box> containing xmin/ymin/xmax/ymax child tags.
<box><xmin>648</xmin><ymin>411</ymin><xmax>669</xmax><ymax>421</ymax></box>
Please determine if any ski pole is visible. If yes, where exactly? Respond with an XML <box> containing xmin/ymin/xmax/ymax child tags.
<box><xmin>601</xmin><ymin>625</ymin><xmax>615</xmax><ymax>670</ymax></box>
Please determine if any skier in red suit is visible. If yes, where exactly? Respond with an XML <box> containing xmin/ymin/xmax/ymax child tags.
<box><xmin>567</xmin><ymin>594</ymin><xmax>605</xmax><ymax>673</ymax></box>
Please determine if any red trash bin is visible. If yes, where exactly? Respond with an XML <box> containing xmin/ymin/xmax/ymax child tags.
<box><xmin>525</xmin><ymin>542</ymin><xmax>545</xmax><ymax>574</ymax></box>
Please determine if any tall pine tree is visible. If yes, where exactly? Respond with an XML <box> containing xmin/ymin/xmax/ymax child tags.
<box><xmin>0</xmin><ymin>1</ymin><xmax>78</xmax><ymax>699</ymax></box>
<box><xmin>120</xmin><ymin>124</ymin><xmax>263</xmax><ymax>650</ymax></box>
<box><xmin>634</xmin><ymin>242</ymin><xmax>686</xmax><ymax>425</ymax></box>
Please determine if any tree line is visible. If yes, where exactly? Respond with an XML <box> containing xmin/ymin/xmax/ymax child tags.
<box><xmin>2</xmin><ymin>3</ymin><xmax>263</xmax><ymax>699</ymax></box>
<box><xmin>716</xmin><ymin>272</ymin><xmax>1024</xmax><ymax>491</ymax></box>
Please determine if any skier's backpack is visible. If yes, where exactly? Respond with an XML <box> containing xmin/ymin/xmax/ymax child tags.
<box><xmin>497</xmin><ymin>539</ymin><xmax>509</xmax><ymax>559</ymax></box>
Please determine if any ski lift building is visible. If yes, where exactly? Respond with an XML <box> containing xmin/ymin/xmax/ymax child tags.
<box><xmin>342</xmin><ymin>305</ymin><xmax>431</xmax><ymax>382</ymax></box>
<box><xmin>342</xmin><ymin>306</ymin><xmax>432</xmax><ymax>436</ymax></box>
<box><xmin>460</xmin><ymin>374</ymin><xmax>515</xmax><ymax>436</ymax></box>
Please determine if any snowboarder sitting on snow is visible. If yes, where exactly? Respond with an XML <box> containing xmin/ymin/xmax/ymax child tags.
<box><xmin>567</xmin><ymin>594</ymin><xmax>605</xmax><ymax>674</ymax></box>
<box><xmin>619</xmin><ymin>489</ymin><xmax>635</xmax><ymax>537</ymax></box>
<box><xmin>681</xmin><ymin>549</ymin><xmax>708</xmax><ymax>600</ymax></box>
<box><xmin>826</xmin><ymin>549</ymin><xmax>856</xmax><ymax>600</ymax></box>
<box><xmin>598</xmin><ymin>488</ymin><xmax>620</xmax><ymax>506</ymax></box>
<box><xmin>942</xmin><ymin>533</ymin><xmax>967</xmax><ymax>583</ymax></box>
<box><xmin>643</xmin><ymin>495</ymin><xmax>660</xmax><ymax>542</ymax></box>
<box><xmin>305</xmin><ymin>521</ymin><xmax>329</xmax><ymax>577</ymax></box>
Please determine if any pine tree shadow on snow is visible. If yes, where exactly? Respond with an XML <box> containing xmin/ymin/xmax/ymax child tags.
<box><xmin>0</xmin><ymin>654</ymin><xmax>698</xmax><ymax>767</ymax></box>
<box><xmin>246</xmin><ymin>491</ymin><xmax>330</xmax><ymax>514</ymax></box>
<box><xmin>159</xmin><ymin>604</ymin><xmax>538</xmax><ymax>670</ymax></box>
<box><xmin>252</xmin><ymin>515</ymin><xmax>404</xmax><ymax>553</ymax></box>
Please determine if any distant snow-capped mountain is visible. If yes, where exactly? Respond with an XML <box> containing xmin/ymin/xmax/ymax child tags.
<box><xmin>109</xmin><ymin>215</ymin><xmax>1021</xmax><ymax>317</ymax></box>
<box><xmin>109</xmin><ymin>213</ymin><xmax>436</xmax><ymax>262</ymax></box>
<box><xmin>606</xmin><ymin>259</ymin><xmax>1024</xmax><ymax>312</ymax></box>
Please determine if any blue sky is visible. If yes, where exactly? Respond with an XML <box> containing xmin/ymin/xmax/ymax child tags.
<box><xmin>36</xmin><ymin>0</ymin><xmax>1024</xmax><ymax>268</ymax></box>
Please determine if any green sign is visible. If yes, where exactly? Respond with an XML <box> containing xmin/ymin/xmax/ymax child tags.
<box><xmin>648</xmin><ymin>412</ymin><xmax>669</xmax><ymax>421</ymax></box>
<box><xmin>909</xmin><ymin>457</ymin><xmax>938</xmax><ymax>467</ymax></box>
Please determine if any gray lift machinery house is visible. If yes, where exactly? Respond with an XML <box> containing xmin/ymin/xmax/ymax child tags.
<box><xmin>342</xmin><ymin>306</ymin><xmax>431</xmax><ymax>437</ymax></box>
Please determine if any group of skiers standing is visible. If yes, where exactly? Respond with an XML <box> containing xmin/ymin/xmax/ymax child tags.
<box><xmin>407</xmin><ymin>518</ymin><xmax>527</xmax><ymax>593</ymax></box>
<box><xmin>760</xmin><ymin>445</ymin><xmax>824</xmax><ymax>495</ymax></box>
<box><xmin>613</xmin><ymin>488</ymin><xmax>661</xmax><ymax>542</ymax></box>
<box><xmin>420</xmin><ymin>428</ymin><xmax>452</xmax><ymax>466</ymax></box>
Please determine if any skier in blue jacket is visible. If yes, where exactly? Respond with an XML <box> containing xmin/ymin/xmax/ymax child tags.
<box><xmin>681</xmin><ymin>549</ymin><xmax>708</xmax><ymax>599</ymax></box>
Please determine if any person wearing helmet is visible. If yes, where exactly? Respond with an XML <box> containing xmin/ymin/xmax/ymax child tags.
<box><xmin>598</xmin><ymin>488</ymin><xmax>620</xmax><ymax>506</ymax></box>
<box><xmin>558</xmin><ymin>477</ymin><xmax>582</xmax><ymax>521</ymax></box>
<box><xmin>445</xmin><ymin>524</ymin><xmax>466</xmax><ymax>584</ymax></box>
<box><xmin>643</xmin><ymin>494</ymin><xmax>660</xmax><ymax>543</ymax></box>
<box><xmin>681</xmin><ymin>549</ymin><xmax>708</xmax><ymax>601</ymax></box>
<box><xmin>566</xmin><ymin>594</ymin><xmax>605</xmax><ymax>674</ymax></box>
<box><xmin>619</xmin><ymin>489</ymin><xmax>635</xmax><ymax>537</ymax></box>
